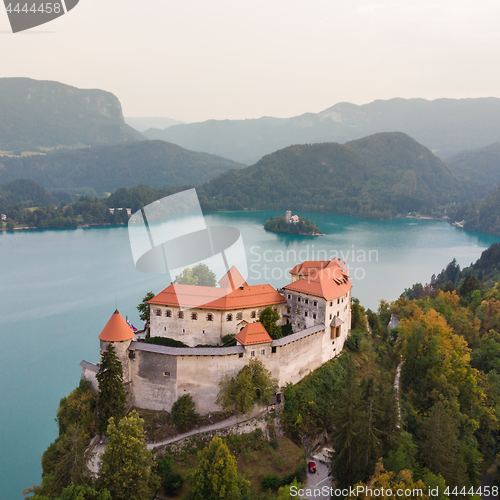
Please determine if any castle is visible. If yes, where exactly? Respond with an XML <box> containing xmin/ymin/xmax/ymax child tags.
<box><xmin>81</xmin><ymin>259</ymin><xmax>352</xmax><ymax>414</ymax></box>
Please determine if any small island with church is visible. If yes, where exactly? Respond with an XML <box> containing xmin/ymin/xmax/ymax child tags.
<box><xmin>264</xmin><ymin>210</ymin><xmax>324</xmax><ymax>235</ymax></box>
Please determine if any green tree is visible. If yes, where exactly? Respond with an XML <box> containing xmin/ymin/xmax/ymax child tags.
<box><xmin>171</xmin><ymin>394</ymin><xmax>200</xmax><ymax>431</ymax></box>
<box><xmin>174</xmin><ymin>263</ymin><xmax>217</xmax><ymax>286</ymax></box>
<box><xmin>259</xmin><ymin>306</ymin><xmax>282</xmax><ymax>339</ymax></box>
<box><xmin>58</xmin><ymin>483</ymin><xmax>112</xmax><ymax>500</ymax></box>
<box><xmin>187</xmin><ymin>436</ymin><xmax>250</xmax><ymax>500</ymax></box>
<box><xmin>98</xmin><ymin>412</ymin><xmax>159</xmax><ymax>500</ymax></box>
<box><xmin>137</xmin><ymin>291</ymin><xmax>154</xmax><ymax>323</ymax></box>
<box><xmin>216</xmin><ymin>359</ymin><xmax>277</xmax><ymax>414</ymax></box>
<box><xmin>331</xmin><ymin>355</ymin><xmax>366</xmax><ymax>487</ymax></box>
<box><xmin>6</xmin><ymin>218</ymin><xmax>15</xmax><ymax>229</ymax></box>
<box><xmin>96</xmin><ymin>344</ymin><xmax>126</xmax><ymax>435</ymax></box>
<box><xmin>160</xmin><ymin>455</ymin><xmax>183</xmax><ymax>496</ymax></box>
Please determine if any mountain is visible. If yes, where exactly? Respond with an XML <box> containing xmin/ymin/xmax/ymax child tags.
<box><xmin>0</xmin><ymin>179</ymin><xmax>73</xmax><ymax>213</ymax></box>
<box><xmin>446</xmin><ymin>142</ymin><xmax>500</xmax><ymax>194</ymax></box>
<box><xmin>197</xmin><ymin>132</ymin><xmax>468</xmax><ymax>219</ymax></box>
<box><xmin>143</xmin><ymin>97</ymin><xmax>500</xmax><ymax>164</ymax></box>
<box><xmin>0</xmin><ymin>140</ymin><xmax>244</xmax><ymax>193</ymax></box>
<box><xmin>449</xmin><ymin>185</ymin><xmax>500</xmax><ymax>237</ymax></box>
<box><xmin>124</xmin><ymin>117</ymin><xmax>185</xmax><ymax>132</ymax></box>
<box><xmin>0</xmin><ymin>78</ymin><xmax>145</xmax><ymax>152</ymax></box>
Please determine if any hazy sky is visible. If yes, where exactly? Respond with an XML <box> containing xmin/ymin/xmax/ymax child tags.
<box><xmin>1</xmin><ymin>0</ymin><xmax>499</xmax><ymax>122</ymax></box>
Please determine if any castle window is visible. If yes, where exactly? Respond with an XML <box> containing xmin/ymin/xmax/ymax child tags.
<box><xmin>297</xmin><ymin>297</ymin><xmax>301</xmax><ymax>302</ymax></box>
<box><xmin>239</xmin><ymin>353</ymin><xmax>244</xmax><ymax>358</ymax></box>
<box><xmin>305</xmin><ymin>311</ymin><xmax>308</xmax><ymax>317</ymax></box>
<box><xmin>273</xmin><ymin>308</ymin><xmax>277</xmax><ymax>311</ymax></box>
<box><xmin>207</xmin><ymin>313</ymin><xmax>213</xmax><ymax>321</ymax></box>
<box><xmin>313</xmin><ymin>313</ymin><xmax>317</xmax><ymax>320</ymax></box>
<box><xmin>226</xmin><ymin>313</ymin><xmax>233</xmax><ymax>321</ymax></box>
<box><xmin>314</xmin><ymin>301</ymin><xmax>317</xmax><ymax>306</ymax></box>
<box><xmin>261</xmin><ymin>349</ymin><xmax>265</xmax><ymax>355</ymax></box>
<box><xmin>155</xmin><ymin>308</ymin><xmax>162</xmax><ymax>316</ymax></box>
<box><xmin>287</xmin><ymin>307</ymin><xmax>291</xmax><ymax>313</ymax></box>
<box><xmin>296</xmin><ymin>309</ymin><xmax>300</xmax><ymax>315</ymax></box>
<box><xmin>251</xmin><ymin>310</ymin><xmax>256</xmax><ymax>318</ymax></box>
<box><xmin>337</xmin><ymin>298</ymin><xmax>340</xmax><ymax>304</ymax></box>
<box><xmin>330</xmin><ymin>314</ymin><xmax>332</xmax><ymax>319</ymax></box>
<box><xmin>330</xmin><ymin>301</ymin><xmax>333</xmax><ymax>306</ymax></box>
<box><xmin>251</xmin><ymin>351</ymin><xmax>255</xmax><ymax>357</ymax></box>
<box><xmin>178</xmin><ymin>311</ymin><xmax>184</xmax><ymax>319</ymax></box>
<box><xmin>236</xmin><ymin>312</ymin><xmax>243</xmax><ymax>320</ymax></box>
<box><xmin>337</xmin><ymin>311</ymin><xmax>339</xmax><ymax>316</ymax></box>
<box><xmin>166</xmin><ymin>309</ymin><xmax>172</xmax><ymax>318</ymax></box>
<box><xmin>191</xmin><ymin>312</ymin><xmax>198</xmax><ymax>320</ymax></box>
<box><xmin>287</xmin><ymin>294</ymin><xmax>291</xmax><ymax>299</ymax></box>
<box><xmin>163</xmin><ymin>372</ymin><xmax>170</xmax><ymax>377</ymax></box>
<box><xmin>271</xmin><ymin>346</ymin><xmax>277</xmax><ymax>353</ymax></box>
<box><xmin>305</xmin><ymin>299</ymin><xmax>309</xmax><ymax>304</ymax></box>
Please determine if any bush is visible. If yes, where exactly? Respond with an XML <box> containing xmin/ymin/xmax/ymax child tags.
<box><xmin>160</xmin><ymin>455</ymin><xmax>183</xmax><ymax>496</ymax></box>
<box><xmin>345</xmin><ymin>329</ymin><xmax>363</xmax><ymax>351</ymax></box>
<box><xmin>171</xmin><ymin>394</ymin><xmax>199</xmax><ymax>431</ymax></box>
<box><xmin>144</xmin><ymin>336</ymin><xmax>188</xmax><ymax>348</ymax></box>
<box><xmin>270</xmin><ymin>437</ymin><xmax>279</xmax><ymax>449</ymax></box>
<box><xmin>261</xmin><ymin>474</ymin><xmax>281</xmax><ymax>490</ymax></box>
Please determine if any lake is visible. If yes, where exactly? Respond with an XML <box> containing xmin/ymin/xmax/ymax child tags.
<box><xmin>1</xmin><ymin>210</ymin><xmax>498</xmax><ymax>499</ymax></box>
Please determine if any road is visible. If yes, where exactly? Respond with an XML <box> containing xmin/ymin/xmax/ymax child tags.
<box><xmin>302</xmin><ymin>458</ymin><xmax>331</xmax><ymax>499</ymax></box>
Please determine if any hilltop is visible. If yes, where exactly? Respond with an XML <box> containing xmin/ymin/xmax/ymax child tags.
<box><xmin>446</xmin><ymin>141</ymin><xmax>500</xmax><ymax>195</ymax></box>
<box><xmin>144</xmin><ymin>97</ymin><xmax>500</xmax><ymax>164</ymax></box>
<box><xmin>198</xmin><ymin>132</ymin><xmax>469</xmax><ymax>219</ymax></box>
<box><xmin>0</xmin><ymin>78</ymin><xmax>144</xmax><ymax>152</ymax></box>
<box><xmin>0</xmin><ymin>140</ymin><xmax>244</xmax><ymax>194</ymax></box>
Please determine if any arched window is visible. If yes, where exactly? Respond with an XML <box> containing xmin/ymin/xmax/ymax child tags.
<box><xmin>166</xmin><ymin>309</ymin><xmax>172</xmax><ymax>318</ymax></box>
<box><xmin>207</xmin><ymin>313</ymin><xmax>214</xmax><ymax>321</ymax></box>
<box><xmin>178</xmin><ymin>311</ymin><xmax>184</xmax><ymax>319</ymax></box>
<box><xmin>236</xmin><ymin>312</ymin><xmax>243</xmax><ymax>320</ymax></box>
<box><xmin>191</xmin><ymin>312</ymin><xmax>198</xmax><ymax>320</ymax></box>
<box><xmin>251</xmin><ymin>310</ymin><xmax>256</xmax><ymax>318</ymax></box>
<box><xmin>155</xmin><ymin>309</ymin><xmax>162</xmax><ymax>316</ymax></box>
<box><xmin>226</xmin><ymin>313</ymin><xmax>233</xmax><ymax>321</ymax></box>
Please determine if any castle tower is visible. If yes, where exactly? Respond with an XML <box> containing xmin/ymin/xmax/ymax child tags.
<box><xmin>285</xmin><ymin>209</ymin><xmax>292</xmax><ymax>223</ymax></box>
<box><xmin>98</xmin><ymin>309</ymin><xmax>135</xmax><ymax>383</ymax></box>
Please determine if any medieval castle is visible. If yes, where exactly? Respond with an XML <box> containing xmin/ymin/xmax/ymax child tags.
<box><xmin>81</xmin><ymin>259</ymin><xmax>352</xmax><ymax>414</ymax></box>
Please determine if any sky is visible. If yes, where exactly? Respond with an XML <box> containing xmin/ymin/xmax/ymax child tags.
<box><xmin>1</xmin><ymin>0</ymin><xmax>499</xmax><ymax>122</ymax></box>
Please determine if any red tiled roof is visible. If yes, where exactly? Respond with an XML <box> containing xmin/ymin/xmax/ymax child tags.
<box><xmin>98</xmin><ymin>310</ymin><xmax>135</xmax><ymax>342</ymax></box>
<box><xmin>284</xmin><ymin>261</ymin><xmax>352</xmax><ymax>300</ymax></box>
<box><xmin>218</xmin><ymin>266</ymin><xmax>248</xmax><ymax>290</ymax></box>
<box><xmin>149</xmin><ymin>283</ymin><xmax>286</xmax><ymax>310</ymax></box>
<box><xmin>235</xmin><ymin>322</ymin><xmax>273</xmax><ymax>346</ymax></box>
<box><xmin>289</xmin><ymin>259</ymin><xmax>349</xmax><ymax>278</ymax></box>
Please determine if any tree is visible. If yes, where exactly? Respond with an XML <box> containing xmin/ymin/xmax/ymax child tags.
<box><xmin>96</xmin><ymin>344</ymin><xmax>126</xmax><ymax>435</ymax></box>
<box><xmin>137</xmin><ymin>291</ymin><xmax>154</xmax><ymax>323</ymax></box>
<box><xmin>216</xmin><ymin>359</ymin><xmax>277</xmax><ymax>414</ymax></box>
<box><xmin>174</xmin><ymin>263</ymin><xmax>217</xmax><ymax>286</ymax></box>
<box><xmin>259</xmin><ymin>306</ymin><xmax>282</xmax><ymax>339</ymax></box>
<box><xmin>348</xmin><ymin>460</ymin><xmax>429</xmax><ymax>500</ymax></box>
<box><xmin>58</xmin><ymin>484</ymin><xmax>112</xmax><ymax>500</ymax></box>
<box><xmin>98</xmin><ymin>412</ymin><xmax>159</xmax><ymax>500</ymax></box>
<box><xmin>187</xmin><ymin>436</ymin><xmax>250</xmax><ymax>500</ymax></box>
<box><xmin>6</xmin><ymin>218</ymin><xmax>15</xmax><ymax>229</ymax></box>
<box><xmin>331</xmin><ymin>355</ymin><xmax>366</xmax><ymax>487</ymax></box>
<box><xmin>171</xmin><ymin>394</ymin><xmax>199</xmax><ymax>431</ymax></box>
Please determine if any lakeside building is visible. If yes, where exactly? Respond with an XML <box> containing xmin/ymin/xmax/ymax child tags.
<box><xmin>81</xmin><ymin>259</ymin><xmax>352</xmax><ymax>414</ymax></box>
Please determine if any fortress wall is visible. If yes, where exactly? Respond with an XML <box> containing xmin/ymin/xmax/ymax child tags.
<box><xmin>175</xmin><ymin>352</ymin><xmax>248</xmax><ymax>414</ymax></box>
<box><xmin>129</xmin><ymin>350</ymin><xmax>178</xmax><ymax>411</ymax></box>
<box><xmin>270</xmin><ymin>329</ymin><xmax>327</xmax><ymax>386</ymax></box>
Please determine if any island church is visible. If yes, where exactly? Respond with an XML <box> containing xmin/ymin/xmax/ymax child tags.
<box><xmin>81</xmin><ymin>259</ymin><xmax>352</xmax><ymax>414</ymax></box>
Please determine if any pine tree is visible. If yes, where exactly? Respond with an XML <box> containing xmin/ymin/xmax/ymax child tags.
<box><xmin>96</xmin><ymin>344</ymin><xmax>126</xmax><ymax>435</ymax></box>
<box><xmin>98</xmin><ymin>412</ymin><xmax>159</xmax><ymax>500</ymax></box>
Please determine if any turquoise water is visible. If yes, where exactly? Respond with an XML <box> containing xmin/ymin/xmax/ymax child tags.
<box><xmin>1</xmin><ymin>211</ymin><xmax>499</xmax><ymax>499</ymax></box>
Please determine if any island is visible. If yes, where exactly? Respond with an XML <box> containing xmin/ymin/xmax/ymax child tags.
<box><xmin>264</xmin><ymin>211</ymin><xmax>323</xmax><ymax>235</ymax></box>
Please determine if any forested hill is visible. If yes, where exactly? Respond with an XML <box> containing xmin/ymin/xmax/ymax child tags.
<box><xmin>144</xmin><ymin>97</ymin><xmax>500</xmax><ymax>164</ymax></box>
<box><xmin>446</xmin><ymin>141</ymin><xmax>500</xmax><ymax>196</ymax></box>
<box><xmin>0</xmin><ymin>140</ymin><xmax>244</xmax><ymax>194</ymax></box>
<box><xmin>198</xmin><ymin>132</ymin><xmax>470</xmax><ymax>219</ymax></box>
<box><xmin>0</xmin><ymin>78</ymin><xmax>144</xmax><ymax>152</ymax></box>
